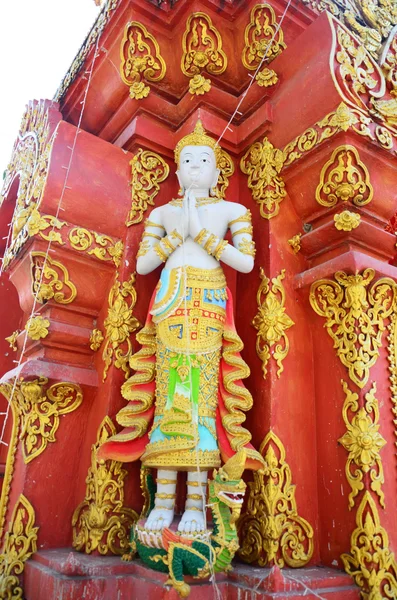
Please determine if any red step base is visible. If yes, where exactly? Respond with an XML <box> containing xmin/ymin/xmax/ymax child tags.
<box><xmin>24</xmin><ymin>549</ymin><xmax>360</xmax><ymax>599</ymax></box>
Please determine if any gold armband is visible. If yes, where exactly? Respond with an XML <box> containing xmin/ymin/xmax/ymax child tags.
<box><xmin>228</xmin><ymin>209</ymin><xmax>252</xmax><ymax>228</ymax></box>
<box><xmin>194</xmin><ymin>228</ymin><xmax>209</xmax><ymax>245</ymax></box>
<box><xmin>232</xmin><ymin>225</ymin><xmax>253</xmax><ymax>238</ymax></box>
<box><xmin>238</xmin><ymin>237</ymin><xmax>256</xmax><ymax>257</ymax></box>
<box><xmin>171</xmin><ymin>229</ymin><xmax>183</xmax><ymax>243</ymax></box>
<box><xmin>154</xmin><ymin>244</ymin><xmax>169</xmax><ymax>263</ymax></box>
<box><xmin>137</xmin><ymin>239</ymin><xmax>151</xmax><ymax>257</ymax></box>
<box><xmin>204</xmin><ymin>233</ymin><xmax>217</xmax><ymax>255</ymax></box>
<box><xmin>145</xmin><ymin>219</ymin><xmax>165</xmax><ymax>231</ymax></box>
<box><xmin>153</xmin><ymin>231</ymin><xmax>183</xmax><ymax>263</ymax></box>
<box><xmin>143</xmin><ymin>231</ymin><xmax>162</xmax><ymax>240</ymax></box>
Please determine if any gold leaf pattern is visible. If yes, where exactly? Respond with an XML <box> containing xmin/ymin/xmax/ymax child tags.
<box><xmin>240</xmin><ymin>137</ymin><xmax>286</xmax><ymax>220</ymax></box>
<box><xmin>126</xmin><ymin>149</ymin><xmax>169</xmax><ymax>226</ymax></box>
<box><xmin>339</xmin><ymin>380</ymin><xmax>386</xmax><ymax>509</ymax></box>
<box><xmin>252</xmin><ymin>269</ymin><xmax>294</xmax><ymax>379</ymax></box>
<box><xmin>120</xmin><ymin>22</ymin><xmax>166</xmax><ymax>100</ymax></box>
<box><xmin>25</xmin><ymin>316</ymin><xmax>50</xmax><ymax>341</ymax></box>
<box><xmin>72</xmin><ymin>416</ymin><xmax>138</xmax><ymax>555</ymax></box>
<box><xmin>0</xmin><ymin>494</ymin><xmax>38</xmax><ymax>600</ymax></box>
<box><xmin>90</xmin><ymin>328</ymin><xmax>104</xmax><ymax>351</ymax></box>
<box><xmin>31</xmin><ymin>252</ymin><xmax>77</xmax><ymax>304</ymax></box>
<box><xmin>238</xmin><ymin>430</ymin><xmax>314</xmax><ymax>568</ymax></box>
<box><xmin>68</xmin><ymin>228</ymin><xmax>123</xmax><ymax>267</ymax></box>
<box><xmin>316</xmin><ymin>145</ymin><xmax>373</xmax><ymax>208</ymax></box>
<box><xmin>310</xmin><ymin>269</ymin><xmax>396</xmax><ymax>388</ymax></box>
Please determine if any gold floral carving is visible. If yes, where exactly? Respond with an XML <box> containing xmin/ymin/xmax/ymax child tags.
<box><xmin>69</xmin><ymin>228</ymin><xmax>123</xmax><ymax>267</ymax></box>
<box><xmin>339</xmin><ymin>380</ymin><xmax>386</xmax><ymax>509</ymax></box>
<box><xmin>31</xmin><ymin>252</ymin><xmax>77</xmax><ymax>304</ymax></box>
<box><xmin>341</xmin><ymin>492</ymin><xmax>397</xmax><ymax>599</ymax></box>
<box><xmin>0</xmin><ymin>494</ymin><xmax>38</xmax><ymax>600</ymax></box>
<box><xmin>310</xmin><ymin>269</ymin><xmax>396</xmax><ymax>388</ymax></box>
<box><xmin>382</xmin><ymin>32</ymin><xmax>397</xmax><ymax>96</ymax></box>
<box><xmin>0</xmin><ymin>377</ymin><xmax>82</xmax><ymax>464</ymax></box>
<box><xmin>120</xmin><ymin>22</ymin><xmax>166</xmax><ymax>100</ymax></box>
<box><xmin>242</xmin><ymin>3</ymin><xmax>286</xmax><ymax>88</ymax></box>
<box><xmin>102</xmin><ymin>273</ymin><xmax>140</xmax><ymax>381</ymax></box>
<box><xmin>126</xmin><ymin>149</ymin><xmax>170</xmax><ymax>226</ymax></box>
<box><xmin>316</xmin><ymin>146</ymin><xmax>373</xmax><ymax>208</ymax></box>
<box><xmin>215</xmin><ymin>149</ymin><xmax>234</xmax><ymax>199</ymax></box>
<box><xmin>181</xmin><ymin>12</ymin><xmax>227</xmax><ymax>95</ymax></box>
<box><xmin>90</xmin><ymin>328</ymin><xmax>104</xmax><ymax>351</ymax></box>
<box><xmin>240</xmin><ymin>137</ymin><xmax>286</xmax><ymax>219</ymax></box>
<box><xmin>387</xmin><ymin>313</ymin><xmax>397</xmax><ymax>466</ymax></box>
<box><xmin>72</xmin><ymin>416</ymin><xmax>138</xmax><ymax>555</ymax></box>
<box><xmin>334</xmin><ymin>210</ymin><xmax>361</xmax><ymax>231</ymax></box>
<box><xmin>283</xmin><ymin>102</ymin><xmax>375</xmax><ymax>167</ymax></box>
<box><xmin>55</xmin><ymin>0</ymin><xmax>119</xmax><ymax>101</ymax></box>
<box><xmin>25</xmin><ymin>316</ymin><xmax>50</xmax><ymax>341</ymax></box>
<box><xmin>288</xmin><ymin>234</ymin><xmax>302</xmax><ymax>254</ymax></box>
<box><xmin>5</xmin><ymin>331</ymin><xmax>19</xmax><ymax>352</ymax></box>
<box><xmin>238</xmin><ymin>430</ymin><xmax>314</xmax><ymax>568</ymax></box>
<box><xmin>252</xmin><ymin>269</ymin><xmax>294</xmax><ymax>379</ymax></box>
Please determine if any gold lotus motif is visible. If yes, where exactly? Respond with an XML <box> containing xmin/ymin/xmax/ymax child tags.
<box><xmin>25</xmin><ymin>316</ymin><xmax>50</xmax><ymax>341</ymax></box>
<box><xmin>334</xmin><ymin>210</ymin><xmax>361</xmax><ymax>231</ymax></box>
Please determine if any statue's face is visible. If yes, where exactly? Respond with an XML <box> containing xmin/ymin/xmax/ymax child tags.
<box><xmin>177</xmin><ymin>145</ymin><xmax>220</xmax><ymax>193</ymax></box>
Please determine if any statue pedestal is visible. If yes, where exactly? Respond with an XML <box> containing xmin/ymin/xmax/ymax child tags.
<box><xmin>24</xmin><ymin>550</ymin><xmax>359</xmax><ymax>599</ymax></box>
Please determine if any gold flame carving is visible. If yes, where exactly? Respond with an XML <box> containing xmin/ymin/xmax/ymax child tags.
<box><xmin>181</xmin><ymin>12</ymin><xmax>227</xmax><ymax>95</ymax></box>
<box><xmin>240</xmin><ymin>137</ymin><xmax>286</xmax><ymax>219</ymax></box>
<box><xmin>252</xmin><ymin>269</ymin><xmax>294</xmax><ymax>379</ymax></box>
<box><xmin>102</xmin><ymin>273</ymin><xmax>140</xmax><ymax>381</ymax></box>
<box><xmin>339</xmin><ymin>380</ymin><xmax>386</xmax><ymax>509</ymax></box>
<box><xmin>316</xmin><ymin>145</ymin><xmax>373</xmax><ymax>208</ymax></box>
<box><xmin>242</xmin><ymin>3</ymin><xmax>286</xmax><ymax>88</ymax></box>
<box><xmin>126</xmin><ymin>149</ymin><xmax>170</xmax><ymax>226</ymax></box>
<box><xmin>72</xmin><ymin>416</ymin><xmax>138</xmax><ymax>555</ymax></box>
<box><xmin>0</xmin><ymin>494</ymin><xmax>38</xmax><ymax>600</ymax></box>
<box><xmin>310</xmin><ymin>269</ymin><xmax>396</xmax><ymax>388</ymax></box>
<box><xmin>216</xmin><ymin>149</ymin><xmax>234</xmax><ymax>199</ymax></box>
<box><xmin>238</xmin><ymin>430</ymin><xmax>314</xmax><ymax>568</ymax></box>
<box><xmin>341</xmin><ymin>492</ymin><xmax>397</xmax><ymax>599</ymax></box>
<box><xmin>120</xmin><ymin>22</ymin><xmax>166</xmax><ymax>100</ymax></box>
<box><xmin>31</xmin><ymin>252</ymin><xmax>77</xmax><ymax>304</ymax></box>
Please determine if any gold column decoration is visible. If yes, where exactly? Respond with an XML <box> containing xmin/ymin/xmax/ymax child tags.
<box><xmin>339</xmin><ymin>380</ymin><xmax>386</xmax><ymax>509</ymax></box>
<box><xmin>341</xmin><ymin>492</ymin><xmax>397</xmax><ymax>599</ymax></box>
<box><xmin>0</xmin><ymin>378</ymin><xmax>83</xmax><ymax>464</ymax></box>
<box><xmin>288</xmin><ymin>234</ymin><xmax>302</xmax><ymax>254</ymax></box>
<box><xmin>215</xmin><ymin>149</ymin><xmax>234</xmax><ymax>199</ymax></box>
<box><xmin>242</xmin><ymin>3</ymin><xmax>286</xmax><ymax>88</ymax></box>
<box><xmin>309</xmin><ymin>269</ymin><xmax>396</xmax><ymax>388</ymax></box>
<box><xmin>102</xmin><ymin>273</ymin><xmax>140</xmax><ymax>381</ymax></box>
<box><xmin>240</xmin><ymin>137</ymin><xmax>286</xmax><ymax>219</ymax></box>
<box><xmin>238</xmin><ymin>430</ymin><xmax>314</xmax><ymax>568</ymax></box>
<box><xmin>90</xmin><ymin>328</ymin><xmax>104</xmax><ymax>351</ymax></box>
<box><xmin>0</xmin><ymin>494</ymin><xmax>38</xmax><ymax>600</ymax></box>
<box><xmin>120</xmin><ymin>22</ymin><xmax>166</xmax><ymax>100</ymax></box>
<box><xmin>68</xmin><ymin>228</ymin><xmax>123</xmax><ymax>267</ymax></box>
<box><xmin>181</xmin><ymin>12</ymin><xmax>227</xmax><ymax>95</ymax></box>
<box><xmin>315</xmin><ymin>145</ymin><xmax>373</xmax><ymax>208</ymax></box>
<box><xmin>387</xmin><ymin>313</ymin><xmax>397</xmax><ymax>464</ymax></box>
<box><xmin>126</xmin><ymin>149</ymin><xmax>170</xmax><ymax>226</ymax></box>
<box><xmin>25</xmin><ymin>316</ymin><xmax>50</xmax><ymax>341</ymax></box>
<box><xmin>72</xmin><ymin>416</ymin><xmax>138</xmax><ymax>555</ymax></box>
<box><xmin>252</xmin><ymin>269</ymin><xmax>294</xmax><ymax>379</ymax></box>
<box><xmin>31</xmin><ymin>252</ymin><xmax>77</xmax><ymax>304</ymax></box>
<box><xmin>334</xmin><ymin>210</ymin><xmax>361</xmax><ymax>231</ymax></box>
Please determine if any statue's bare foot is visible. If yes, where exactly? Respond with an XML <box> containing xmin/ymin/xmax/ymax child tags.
<box><xmin>177</xmin><ymin>509</ymin><xmax>205</xmax><ymax>535</ymax></box>
<box><xmin>145</xmin><ymin>507</ymin><xmax>174</xmax><ymax>531</ymax></box>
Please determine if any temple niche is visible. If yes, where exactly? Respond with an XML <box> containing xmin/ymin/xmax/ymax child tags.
<box><xmin>1</xmin><ymin>0</ymin><xmax>397</xmax><ymax>598</ymax></box>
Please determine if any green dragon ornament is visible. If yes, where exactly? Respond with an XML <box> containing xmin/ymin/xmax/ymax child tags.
<box><xmin>128</xmin><ymin>449</ymin><xmax>247</xmax><ymax>598</ymax></box>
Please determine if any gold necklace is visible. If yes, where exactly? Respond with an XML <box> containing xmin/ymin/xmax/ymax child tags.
<box><xmin>169</xmin><ymin>197</ymin><xmax>224</xmax><ymax>207</ymax></box>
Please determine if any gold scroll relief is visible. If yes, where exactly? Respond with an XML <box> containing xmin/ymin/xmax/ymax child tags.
<box><xmin>126</xmin><ymin>149</ymin><xmax>169</xmax><ymax>226</ymax></box>
<box><xmin>102</xmin><ymin>273</ymin><xmax>140</xmax><ymax>381</ymax></box>
<box><xmin>240</xmin><ymin>137</ymin><xmax>286</xmax><ymax>219</ymax></box>
<box><xmin>0</xmin><ymin>494</ymin><xmax>38</xmax><ymax>600</ymax></box>
<box><xmin>341</xmin><ymin>492</ymin><xmax>397</xmax><ymax>599</ymax></box>
<box><xmin>216</xmin><ymin>149</ymin><xmax>234</xmax><ymax>199</ymax></box>
<box><xmin>252</xmin><ymin>269</ymin><xmax>294</xmax><ymax>379</ymax></box>
<box><xmin>72</xmin><ymin>416</ymin><xmax>138</xmax><ymax>555</ymax></box>
<box><xmin>120</xmin><ymin>22</ymin><xmax>166</xmax><ymax>100</ymax></box>
<box><xmin>242</xmin><ymin>3</ymin><xmax>286</xmax><ymax>88</ymax></box>
<box><xmin>339</xmin><ymin>380</ymin><xmax>386</xmax><ymax>509</ymax></box>
<box><xmin>238</xmin><ymin>430</ymin><xmax>314</xmax><ymax>568</ymax></box>
<box><xmin>31</xmin><ymin>252</ymin><xmax>77</xmax><ymax>304</ymax></box>
<box><xmin>387</xmin><ymin>313</ymin><xmax>397</xmax><ymax>467</ymax></box>
<box><xmin>181</xmin><ymin>12</ymin><xmax>227</xmax><ymax>95</ymax></box>
<box><xmin>315</xmin><ymin>145</ymin><xmax>373</xmax><ymax>208</ymax></box>
<box><xmin>309</xmin><ymin>269</ymin><xmax>396</xmax><ymax>388</ymax></box>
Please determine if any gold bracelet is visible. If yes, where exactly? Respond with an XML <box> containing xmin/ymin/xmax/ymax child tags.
<box><xmin>232</xmin><ymin>226</ymin><xmax>253</xmax><ymax>238</ymax></box>
<box><xmin>143</xmin><ymin>231</ymin><xmax>162</xmax><ymax>240</ymax></box>
<box><xmin>154</xmin><ymin>244</ymin><xmax>168</xmax><ymax>263</ymax></box>
<box><xmin>213</xmin><ymin>240</ymin><xmax>228</xmax><ymax>261</ymax></box>
<box><xmin>171</xmin><ymin>229</ymin><xmax>183</xmax><ymax>243</ymax></box>
<box><xmin>145</xmin><ymin>219</ymin><xmax>165</xmax><ymax>231</ymax></box>
<box><xmin>204</xmin><ymin>233</ymin><xmax>217</xmax><ymax>255</ymax></box>
<box><xmin>155</xmin><ymin>492</ymin><xmax>177</xmax><ymax>499</ymax></box>
<box><xmin>187</xmin><ymin>493</ymin><xmax>203</xmax><ymax>501</ymax></box>
<box><xmin>161</xmin><ymin>237</ymin><xmax>176</xmax><ymax>253</ymax></box>
<box><xmin>156</xmin><ymin>478</ymin><xmax>177</xmax><ymax>485</ymax></box>
<box><xmin>194</xmin><ymin>228</ymin><xmax>209</xmax><ymax>245</ymax></box>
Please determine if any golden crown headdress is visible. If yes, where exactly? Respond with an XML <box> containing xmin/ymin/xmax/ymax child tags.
<box><xmin>174</xmin><ymin>120</ymin><xmax>222</xmax><ymax>167</ymax></box>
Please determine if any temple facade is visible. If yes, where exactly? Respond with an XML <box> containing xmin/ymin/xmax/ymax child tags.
<box><xmin>1</xmin><ymin>0</ymin><xmax>397</xmax><ymax>598</ymax></box>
